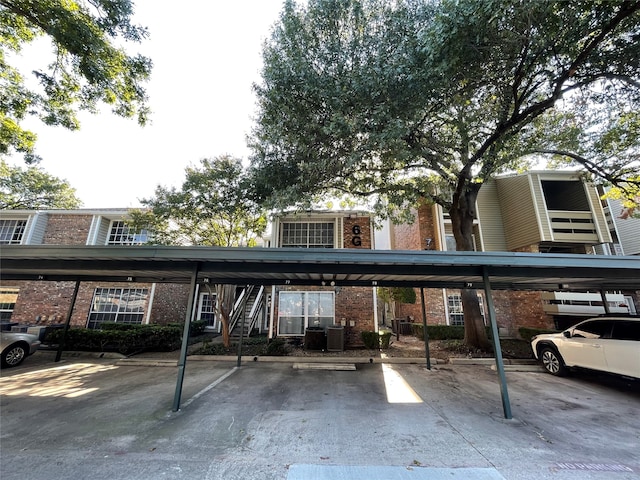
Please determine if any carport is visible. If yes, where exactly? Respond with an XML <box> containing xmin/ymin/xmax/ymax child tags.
<box><xmin>2</xmin><ymin>245</ymin><xmax>639</xmax><ymax>419</ymax></box>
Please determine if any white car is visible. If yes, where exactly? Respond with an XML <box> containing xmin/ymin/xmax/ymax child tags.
<box><xmin>0</xmin><ymin>332</ymin><xmax>41</xmax><ymax>368</ymax></box>
<box><xmin>531</xmin><ymin>316</ymin><xmax>640</xmax><ymax>379</ymax></box>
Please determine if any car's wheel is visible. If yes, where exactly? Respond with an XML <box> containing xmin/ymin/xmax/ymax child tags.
<box><xmin>1</xmin><ymin>343</ymin><xmax>28</xmax><ymax>368</ymax></box>
<box><xmin>540</xmin><ymin>346</ymin><xmax>567</xmax><ymax>376</ymax></box>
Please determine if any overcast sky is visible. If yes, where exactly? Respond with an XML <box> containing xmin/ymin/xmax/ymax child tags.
<box><xmin>10</xmin><ymin>0</ymin><xmax>286</xmax><ymax>209</ymax></box>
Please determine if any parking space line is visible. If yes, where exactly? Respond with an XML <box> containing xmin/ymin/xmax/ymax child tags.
<box><xmin>179</xmin><ymin>366</ymin><xmax>239</xmax><ymax>409</ymax></box>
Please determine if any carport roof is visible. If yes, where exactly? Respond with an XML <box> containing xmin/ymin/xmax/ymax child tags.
<box><xmin>2</xmin><ymin>245</ymin><xmax>639</xmax><ymax>291</ymax></box>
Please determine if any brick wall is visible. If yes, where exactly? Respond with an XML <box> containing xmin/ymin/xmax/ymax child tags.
<box><xmin>343</xmin><ymin>216</ymin><xmax>372</xmax><ymax>249</ymax></box>
<box><xmin>10</xmin><ymin>280</ymin><xmax>78</xmax><ymax>325</ymax></box>
<box><xmin>43</xmin><ymin>214</ymin><xmax>93</xmax><ymax>245</ymax></box>
<box><xmin>10</xmin><ymin>279</ymin><xmax>193</xmax><ymax>330</ymax></box>
<box><xmin>150</xmin><ymin>283</ymin><xmax>190</xmax><ymax>325</ymax></box>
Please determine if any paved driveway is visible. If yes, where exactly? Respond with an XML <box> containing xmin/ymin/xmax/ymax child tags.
<box><xmin>1</xmin><ymin>354</ymin><xmax>638</xmax><ymax>480</ymax></box>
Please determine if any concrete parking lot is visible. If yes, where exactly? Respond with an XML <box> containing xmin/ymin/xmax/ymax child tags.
<box><xmin>1</xmin><ymin>352</ymin><xmax>639</xmax><ymax>480</ymax></box>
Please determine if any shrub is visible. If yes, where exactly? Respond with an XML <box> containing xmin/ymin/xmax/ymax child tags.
<box><xmin>379</xmin><ymin>331</ymin><xmax>392</xmax><ymax>349</ymax></box>
<box><xmin>361</xmin><ymin>331</ymin><xmax>379</xmax><ymax>349</ymax></box>
<box><xmin>518</xmin><ymin>327</ymin><xmax>558</xmax><ymax>342</ymax></box>
<box><xmin>412</xmin><ymin>324</ymin><xmax>464</xmax><ymax>340</ymax></box>
<box><xmin>167</xmin><ymin>320</ymin><xmax>206</xmax><ymax>336</ymax></box>
<box><xmin>45</xmin><ymin>325</ymin><xmax>182</xmax><ymax>354</ymax></box>
<box><xmin>361</xmin><ymin>331</ymin><xmax>392</xmax><ymax>349</ymax></box>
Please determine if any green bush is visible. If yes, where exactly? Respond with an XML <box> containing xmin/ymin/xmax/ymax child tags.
<box><xmin>192</xmin><ymin>336</ymin><xmax>290</xmax><ymax>356</ymax></box>
<box><xmin>361</xmin><ymin>331</ymin><xmax>379</xmax><ymax>349</ymax></box>
<box><xmin>518</xmin><ymin>327</ymin><xmax>558</xmax><ymax>342</ymax></box>
<box><xmin>412</xmin><ymin>324</ymin><xmax>464</xmax><ymax>340</ymax></box>
<box><xmin>379</xmin><ymin>331</ymin><xmax>392</xmax><ymax>349</ymax></box>
<box><xmin>167</xmin><ymin>320</ymin><xmax>206</xmax><ymax>336</ymax></box>
<box><xmin>45</xmin><ymin>325</ymin><xmax>182</xmax><ymax>354</ymax></box>
<box><xmin>361</xmin><ymin>331</ymin><xmax>392</xmax><ymax>349</ymax></box>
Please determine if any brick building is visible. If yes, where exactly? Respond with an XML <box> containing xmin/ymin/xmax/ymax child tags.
<box><xmin>386</xmin><ymin>171</ymin><xmax>640</xmax><ymax>334</ymax></box>
<box><xmin>0</xmin><ymin>208</ymin><xmax>377</xmax><ymax>348</ymax></box>
<box><xmin>265</xmin><ymin>210</ymin><xmax>377</xmax><ymax>347</ymax></box>
<box><xmin>0</xmin><ymin>209</ymin><xmax>192</xmax><ymax>329</ymax></box>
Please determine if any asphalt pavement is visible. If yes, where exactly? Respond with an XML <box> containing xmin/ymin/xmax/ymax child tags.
<box><xmin>0</xmin><ymin>351</ymin><xmax>639</xmax><ymax>480</ymax></box>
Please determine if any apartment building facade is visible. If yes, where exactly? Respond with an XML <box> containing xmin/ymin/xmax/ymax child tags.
<box><xmin>389</xmin><ymin>171</ymin><xmax>640</xmax><ymax>333</ymax></box>
<box><xmin>0</xmin><ymin>208</ymin><xmax>377</xmax><ymax>347</ymax></box>
<box><xmin>0</xmin><ymin>209</ymin><xmax>191</xmax><ymax>329</ymax></box>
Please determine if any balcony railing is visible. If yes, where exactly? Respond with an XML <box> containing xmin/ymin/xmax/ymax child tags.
<box><xmin>548</xmin><ymin>211</ymin><xmax>599</xmax><ymax>242</ymax></box>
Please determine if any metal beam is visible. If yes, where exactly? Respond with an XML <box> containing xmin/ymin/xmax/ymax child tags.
<box><xmin>483</xmin><ymin>267</ymin><xmax>512</xmax><ymax>419</ymax></box>
<box><xmin>172</xmin><ymin>264</ymin><xmax>200</xmax><ymax>412</ymax></box>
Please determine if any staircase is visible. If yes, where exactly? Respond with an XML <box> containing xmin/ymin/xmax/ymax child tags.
<box><xmin>230</xmin><ymin>285</ymin><xmax>265</xmax><ymax>340</ymax></box>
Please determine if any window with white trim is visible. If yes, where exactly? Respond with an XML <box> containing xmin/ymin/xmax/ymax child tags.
<box><xmin>0</xmin><ymin>219</ymin><xmax>27</xmax><ymax>245</ymax></box>
<box><xmin>87</xmin><ymin>288</ymin><xmax>148</xmax><ymax>329</ymax></box>
<box><xmin>281</xmin><ymin>222</ymin><xmax>335</xmax><ymax>248</ymax></box>
<box><xmin>107</xmin><ymin>221</ymin><xmax>148</xmax><ymax>245</ymax></box>
<box><xmin>197</xmin><ymin>292</ymin><xmax>217</xmax><ymax>329</ymax></box>
<box><xmin>278</xmin><ymin>291</ymin><xmax>334</xmax><ymax>335</ymax></box>
<box><xmin>447</xmin><ymin>294</ymin><xmax>485</xmax><ymax>326</ymax></box>
<box><xmin>0</xmin><ymin>287</ymin><xmax>19</xmax><ymax>321</ymax></box>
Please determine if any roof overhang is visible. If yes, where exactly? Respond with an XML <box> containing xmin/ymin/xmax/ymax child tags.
<box><xmin>2</xmin><ymin>245</ymin><xmax>639</xmax><ymax>292</ymax></box>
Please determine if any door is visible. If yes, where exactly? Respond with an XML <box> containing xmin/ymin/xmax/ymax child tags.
<box><xmin>602</xmin><ymin>321</ymin><xmax>640</xmax><ymax>378</ymax></box>
<box><xmin>560</xmin><ymin>320</ymin><xmax>611</xmax><ymax>372</ymax></box>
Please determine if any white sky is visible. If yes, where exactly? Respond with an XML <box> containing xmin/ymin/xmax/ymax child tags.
<box><xmin>9</xmin><ymin>0</ymin><xmax>286</xmax><ymax>208</ymax></box>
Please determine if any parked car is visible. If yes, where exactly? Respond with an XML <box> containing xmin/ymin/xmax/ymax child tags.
<box><xmin>0</xmin><ymin>332</ymin><xmax>41</xmax><ymax>368</ymax></box>
<box><xmin>531</xmin><ymin>316</ymin><xmax>640</xmax><ymax>379</ymax></box>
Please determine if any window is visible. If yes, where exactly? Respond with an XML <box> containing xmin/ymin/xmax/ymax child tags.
<box><xmin>198</xmin><ymin>292</ymin><xmax>217</xmax><ymax>329</ymax></box>
<box><xmin>611</xmin><ymin>321</ymin><xmax>640</xmax><ymax>341</ymax></box>
<box><xmin>571</xmin><ymin>320</ymin><xmax>612</xmax><ymax>339</ymax></box>
<box><xmin>278</xmin><ymin>291</ymin><xmax>334</xmax><ymax>335</ymax></box>
<box><xmin>107</xmin><ymin>221</ymin><xmax>148</xmax><ymax>245</ymax></box>
<box><xmin>447</xmin><ymin>294</ymin><xmax>485</xmax><ymax>326</ymax></box>
<box><xmin>87</xmin><ymin>288</ymin><xmax>148</xmax><ymax>329</ymax></box>
<box><xmin>0</xmin><ymin>219</ymin><xmax>27</xmax><ymax>245</ymax></box>
<box><xmin>281</xmin><ymin>222</ymin><xmax>334</xmax><ymax>248</ymax></box>
<box><xmin>0</xmin><ymin>287</ymin><xmax>19</xmax><ymax>321</ymax></box>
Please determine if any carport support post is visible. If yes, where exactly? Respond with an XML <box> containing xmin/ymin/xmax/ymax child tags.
<box><xmin>482</xmin><ymin>267</ymin><xmax>512</xmax><ymax>419</ymax></box>
<box><xmin>420</xmin><ymin>288</ymin><xmax>431</xmax><ymax>370</ymax></box>
<box><xmin>600</xmin><ymin>290</ymin><xmax>611</xmax><ymax>314</ymax></box>
<box><xmin>55</xmin><ymin>280</ymin><xmax>80</xmax><ymax>362</ymax></box>
<box><xmin>173</xmin><ymin>264</ymin><xmax>200</xmax><ymax>412</ymax></box>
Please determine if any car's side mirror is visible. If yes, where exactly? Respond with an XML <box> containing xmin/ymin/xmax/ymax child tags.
<box><xmin>563</xmin><ymin>331</ymin><xmax>571</xmax><ymax>338</ymax></box>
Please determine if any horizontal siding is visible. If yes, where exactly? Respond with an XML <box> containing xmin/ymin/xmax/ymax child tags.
<box><xmin>609</xmin><ymin>198</ymin><xmax>640</xmax><ymax>255</ymax></box>
<box><xmin>476</xmin><ymin>180</ymin><xmax>507</xmax><ymax>251</ymax></box>
<box><xmin>496</xmin><ymin>175</ymin><xmax>541</xmax><ymax>250</ymax></box>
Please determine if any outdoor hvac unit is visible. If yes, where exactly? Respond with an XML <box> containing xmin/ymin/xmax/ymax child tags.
<box><xmin>326</xmin><ymin>325</ymin><xmax>344</xmax><ymax>352</ymax></box>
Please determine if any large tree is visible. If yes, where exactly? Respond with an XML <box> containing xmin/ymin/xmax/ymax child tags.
<box><xmin>130</xmin><ymin>155</ymin><xmax>267</xmax><ymax>348</ymax></box>
<box><xmin>0</xmin><ymin>159</ymin><xmax>81</xmax><ymax>208</ymax></box>
<box><xmin>249</xmin><ymin>0</ymin><xmax>640</xmax><ymax>349</ymax></box>
<box><xmin>0</xmin><ymin>0</ymin><xmax>151</xmax><ymax>163</ymax></box>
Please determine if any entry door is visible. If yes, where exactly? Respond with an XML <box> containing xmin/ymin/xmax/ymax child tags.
<box><xmin>561</xmin><ymin>320</ymin><xmax>610</xmax><ymax>372</ymax></box>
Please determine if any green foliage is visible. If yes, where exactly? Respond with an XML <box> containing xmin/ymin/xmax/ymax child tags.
<box><xmin>412</xmin><ymin>324</ymin><xmax>465</xmax><ymax>341</ymax></box>
<box><xmin>192</xmin><ymin>336</ymin><xmax>291</xmax><ymax>356</ymax></box>
<box><xmin>0</xmin><ymin>0</ymin><xmax>151</xmax><ymax>162</ymax></box>
<box><xmin>361</xmin><ymin>330</ymin><xmax>392</xmax><ymax>349</ymax></box>
<box><xmin>379</xmin><ymin>331</ymin><xmax>392</xmax><ymax>349</ymax></box>
<box><xmin>0</xmin><ymin>159</ymin><xmax>82</xmax><ymax>208</ymax></box>
<box><xmin>249</xmin><ymin>0</ymin><xmax>640</xmax><ymax>348</ymax></box>
<box><xmin>166</xmin><ymin>320</ymin><xmax>206</xmax><ymax>336</ymax></box>
<box><xmin>45</xmin><ymin>324</ymin><xmax>182</xmax><ymax>354</ymax></box>
<box><xmin>361</xmin><ymin>331</ymin><xmax>379</xmax><ymax>350</ymax></box>
<box><xmin>129</xmin><ymin>155</ymin><xmax>267</xmax><ymax>247</ymax></box>
<box><xmin>518</xmin><ymin>327</ymin><xmax>559</xmax><ymax>343</ymax></box>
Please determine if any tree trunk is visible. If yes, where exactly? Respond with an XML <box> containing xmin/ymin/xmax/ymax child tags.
<box><xmin>214</xmin><ymin>284</ymin><xmax>236</xmax><ymax>349</ymax></box>
<box><xmin>449</xmin><ymin>181</ymin><xmax>491</xmax><ymax>350</ymax></box>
